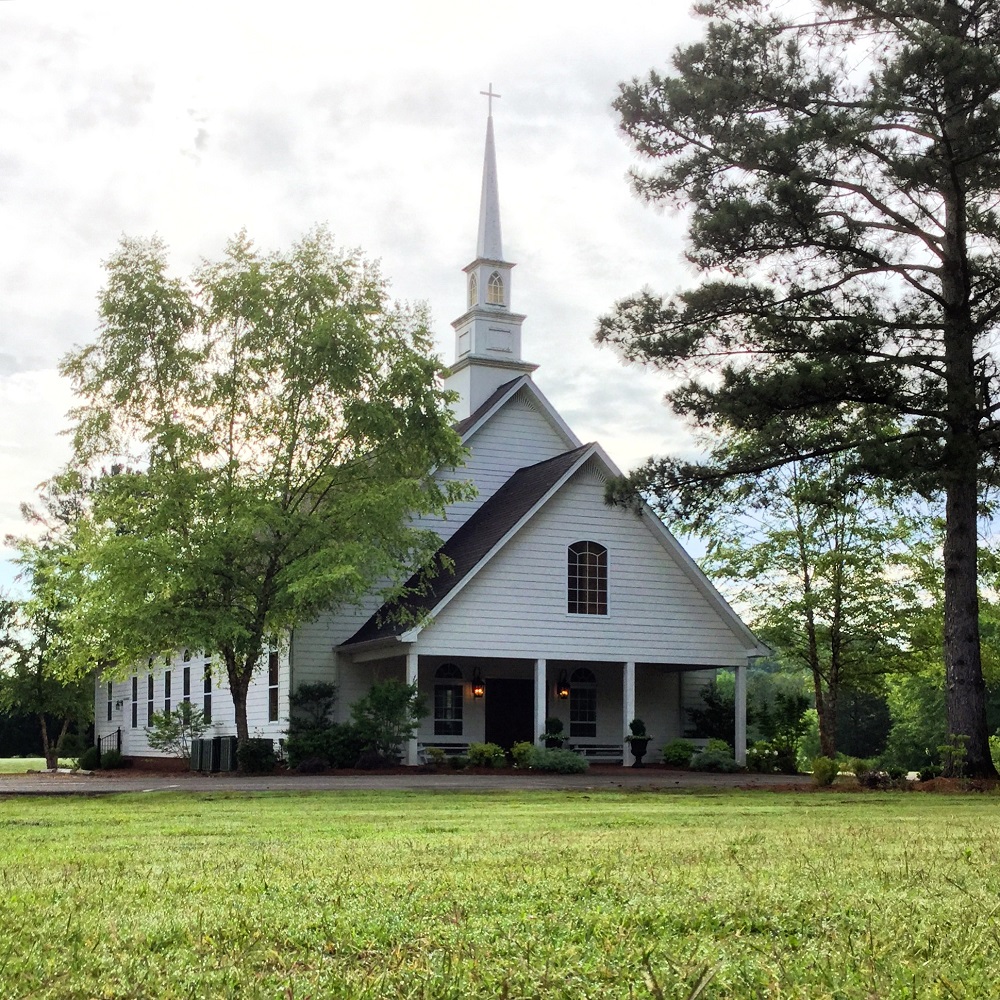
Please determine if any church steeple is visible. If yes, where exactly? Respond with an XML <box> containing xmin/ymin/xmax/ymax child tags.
<box><xmin>445</xmin><ymin>86</ymin><xmax>537</xmax><ymax>420</ymax></box>
<box><xmin>476</xmin><ymin>106</ymin><xmax>502</xmax><ymax>261</ymax></box>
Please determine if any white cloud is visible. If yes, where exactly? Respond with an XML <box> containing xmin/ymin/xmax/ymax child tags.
<box><xmin>0</xmin><ymin>0</ymin><xmax>711</xmax><ymax>580</ymax></box>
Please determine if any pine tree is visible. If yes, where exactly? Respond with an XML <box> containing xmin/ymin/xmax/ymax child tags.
<box><xmin>599</xmin><ymin>0</ymin><xmax>1000</xmax><ymax>775</ymax></box>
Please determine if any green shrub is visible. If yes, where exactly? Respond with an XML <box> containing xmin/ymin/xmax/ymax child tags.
<box><xmin>448</xmin><ymin>754</ymin><xmax>469</xmax><ymax>770</ymax></box>
<box><xmin>662</xmin><ymin>739</ymin><xmax>695</xmax><ymax>766</ymax></box>
<box><xmin>511</xmin><ymin>741</ymin><xmax>535</xmax><ymax>768</ymax></box>
<box><xmin>236</xmin><ymin>738</ymin><xmax>276</xmax><ymax>774</ymax></box>
<box><xmin>100</xmin><ymin>748</ymin><xmax>126</xmax><ymax>770</ymax></box>
<box><xmin>938</xmin><ymin>734</ymin><xmax>969</xmax><ymax>778</ymax></box>
<box><xmin>529</xmin><ymin>748</ymin><xmax>589</xmax><ymax>773</ymax></box>
<box><xmin>145</xmin><ymin>702</ymin><xmax>210</xmax><ymax>758</ymax></box>
<box><xmin>918</xmin><ymin>765</ymin><xmax>943</xmax><ymax>782</ymax></box>
<box><xmin>690</xmin><ymin>748</ymin><xmax>742</xmax><ymax>773</ymax></box>
<box><xmin>704</xmin><ymin>738</ymin><xmax>732</xmax><ymax>754</ymax></box>
<box><xmin>628</xmin><ymin>718</ymin><xmax>647</xmax><ymax>738</ymax></box>
<box><xmin>467</xmin><ymin>742</ymin><xmax>506</xmax><ymax>767</ymax></box>
<box><xmin>424</xmin><ymin>747</ymin><xmax>447</xmax><ymax>767</ymax></box>
<box><xmin>285</xmin><ymin>722</ymin><xmax>367</xmax><ymax>769</ymax></box>
<box><xmin>811</xmin><ymin>755</ymin><xmax>839</xmax><ymax>786</ymax></box>
<box><xmin>288</xmin><ymin>682</ymin><xmax>337</xmax><ymax>729</ymax></box>
<box><xmin>850</xmin><ymin>758</ymin><xmax>893</xmax><ymax>789</ymax></box>
<box><xmin>350</xmin><ymin>680</ymin><xmax>427</xmax><ymax>759</ymax></box>
<box><xmin>540</xmin><ymin>717</ymin><xmax>565</xmax><ymax>747</ymax></box>
<box><xmin>77</xmin><ymin>746</ymin><xmax>101</xmax><ymax>771</ymax></box>
<box><xmin>746</xmin><ymin>734</ymin><xmax>799</xmax><ymax>774</ymax></box>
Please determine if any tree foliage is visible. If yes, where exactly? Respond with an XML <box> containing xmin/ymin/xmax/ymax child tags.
<box><xmin>144</xmin><ymin>702</ymin><xmax>210</xmax><ymax>759</ymax></box>
<box><xmin>349</xmin><ymin>679</ymin><xmax>426</xmax><ymax>762</ymax></box>
<box><xmin>0</xmin><ymin>564</ymin><xmax>93</xmax><ymax>770</ymax></box>
<box><xmin>678</xmin><ymin>432</ymin><xmax>920</xmax><ymax>757</ymax></box>
<box><xmin>598</xmin><ymin>0</ymin><xmax>1000</xmax><ymax>774</ymax></box>
<box><xmin>57</xmin><ymin>229</ymin><xmax>470</xmax><ymax>741</ymax></box>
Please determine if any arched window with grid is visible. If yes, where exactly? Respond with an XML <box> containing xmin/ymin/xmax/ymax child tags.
<box><xmin>567</xmin><ymin>541</ymin><xmax>608</xmax><ymax>615</ymax></box>
<box><xmin>468</xmin><ymin>272</ymin><xmax>478</xmax><ymax>308</ymax></box>
<box><xmin>487</xmin><ymin>270</ymin><xmax>504</xmax><ymax>305</ymax></box>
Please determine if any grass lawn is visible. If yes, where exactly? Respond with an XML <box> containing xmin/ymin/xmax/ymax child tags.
<box><xmin>0</xmin><ymin>757</ymin><xmax>74</xmax><ymax>773</ymax></box>
<box><xmin>1</xmin><ymin>789</ymin><xmax>998</xmax><ymax>998</ymax></box>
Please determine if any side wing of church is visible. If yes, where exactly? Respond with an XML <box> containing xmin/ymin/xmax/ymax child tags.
<box><xmin>93</xmin><ymin>103</ymin><xmax>765</xmax><ymax>766</ymax></box>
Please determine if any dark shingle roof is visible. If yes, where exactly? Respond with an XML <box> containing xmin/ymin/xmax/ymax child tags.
<box><xmin>342</xmin><ymin>444</ymin><xmax>592</xmax><ymax>646</ymax></box>
<box><xmin>452</xmin><ymin>377</ymin><xmax>525</xmax><ymax>438</ymax></box>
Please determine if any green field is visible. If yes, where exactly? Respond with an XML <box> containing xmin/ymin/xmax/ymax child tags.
<box><xmin>0</xmin><ymin>758</ymin><xmax>74</xmax><ymax>774</ymax></box>
<box><xmin>1</xmin><ymin>789</ymin><xmax>998</xmax><ymax>998</ymax></box>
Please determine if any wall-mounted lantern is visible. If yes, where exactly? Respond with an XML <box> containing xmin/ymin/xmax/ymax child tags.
<box><xmin>557</xmin><ymin>670</ymin><xmax>570</xmax><ymax>700</ymax></box>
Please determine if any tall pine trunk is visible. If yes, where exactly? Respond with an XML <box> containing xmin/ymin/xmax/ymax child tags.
<box><xmin>943</xmin><ymin>460</ymin><xmax>994</xmax><ymax>775</ymax></box>
<box><xmin>940</xmin><ymin>133</ymin><xmax>997</xmax><ymax>778</ymax></box>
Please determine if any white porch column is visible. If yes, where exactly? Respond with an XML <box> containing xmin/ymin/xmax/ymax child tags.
<box><xmin>405</xmin><ymin>651</ymin><xmax>419</xmax><ymax>766</ymax></box>
<box><xmin>534</xmin><ymin>659</ymin><xmax>547</xmax><ymax>746</ymax></box>
<box><xmin>734</xmin><ymin>662</ymin><xmax>747</xmax><ymax>765</ymax></box>
<box><xmin>622</xmin><ymin>661</ymin><xmax>635</xmax><ymax>767</ymax></box>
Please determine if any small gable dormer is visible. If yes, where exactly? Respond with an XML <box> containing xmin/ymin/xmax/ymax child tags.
<box><xmin>445</xmin><ymin>87</ymin><xmax>536</xmax><ymax>421</ymax></box>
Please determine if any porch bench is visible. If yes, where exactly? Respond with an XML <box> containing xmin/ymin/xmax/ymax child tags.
<box><xmin>568</xmin><ymin>743</ymin><xmax>625</xmax><ymax>764</ymax></box>
<box><xmin>417</xmin><ymin>741</ymin><xmax>469</xmax><ymax>764</ymax></box>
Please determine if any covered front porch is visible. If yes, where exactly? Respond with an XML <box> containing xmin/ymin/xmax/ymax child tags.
<box><xmin>336</xmin><ymin>649</ymin><xmax>748</xmax><ymax>766</ymax></box>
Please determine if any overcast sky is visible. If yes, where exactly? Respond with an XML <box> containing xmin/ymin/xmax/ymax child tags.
<box><xmin>1</xmin><ymin>1</ymin><xmax>709</xmax><ymax>588</ymax></box>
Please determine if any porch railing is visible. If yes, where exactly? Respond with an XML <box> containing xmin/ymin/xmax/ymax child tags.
<box><xmin>97</xmin><ymin>728</ymin><xmax>122</xmax><ymax>757</ymax></box>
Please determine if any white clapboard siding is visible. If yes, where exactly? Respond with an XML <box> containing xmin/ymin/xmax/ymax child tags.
<box><xmin>291</xmin><ymin>391</ymin><xmax>573</xmax><ymax>686</ymax></box>
<box><xmin>412</xmin><ymin>389</ymin><xmax>573</xmax><ymax>542</ymax></box>
<box><xmin>93</xmin><ymin>648</ymin><xmax>289</xmax><ymax>757</ymax></box>
<box><xmin>413</xmin><ymin>463</ymin><xmax>752</xmax><ymax>665</ymax></box>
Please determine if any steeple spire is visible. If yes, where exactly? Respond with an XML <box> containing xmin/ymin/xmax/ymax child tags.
<box><xmin>477</xmin><ymin>86</ymin><xmax>503</xmax><ymax>261</ymax></box>
<box><xmin>444</xmin><ymin>88</ymin><xmax>536</xmax><ymax>420</ymax></box>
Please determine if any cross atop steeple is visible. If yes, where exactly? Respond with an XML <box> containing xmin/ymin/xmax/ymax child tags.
<box><xmin>480</xmin><ymin>83</ymin><xmax>501</xmax><ymax>116</ymax></box>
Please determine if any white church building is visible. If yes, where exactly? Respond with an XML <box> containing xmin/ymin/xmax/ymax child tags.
<box><xmin>94</xmin><ymin>104</ymin><xmax>765</xmax><ymax>766</ymax></box>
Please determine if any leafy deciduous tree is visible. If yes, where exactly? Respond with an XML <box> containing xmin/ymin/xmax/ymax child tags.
<box><xmin>0</xmin><ymin>577</ymin><xmax>92</xmax><ymax>770</ymax></box>
<box><xmin>58</xmin><ymin>229</ymin><xmax>470</xmax><ymax>742</ymax></box>
<box><xmin>598</xmin><ymin>0</ymin><xmax>1000</xmax><ymax>774</ymax></box>
<box><xmin>671</xmin><ymin>433</ymin><xmax>920</xmax><ymax>757</ymax></box>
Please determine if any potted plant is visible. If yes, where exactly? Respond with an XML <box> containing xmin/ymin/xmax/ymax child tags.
<box><xmin>540</xmin><ymin>717</ymin><xmax>565</xmax><ymax>749</ymax></box>
<box><xmin>625</xmin><ymin>718</ymin><xmax>652</xmax><ymax>767</ymax></box>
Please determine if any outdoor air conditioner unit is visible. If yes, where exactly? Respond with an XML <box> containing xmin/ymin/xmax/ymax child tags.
<box><xmin>218</xmin><ymin>735</ymin><xmax>238</xmax><ymax>772</ymax></box>
<box><xmin>189</xmin><ymin>739</ymin><xmax>204</xmax><ymax>771</ymax></box>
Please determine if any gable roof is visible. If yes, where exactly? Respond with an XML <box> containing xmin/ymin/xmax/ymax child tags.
<box><xmin>452</xmin><ymin>377</ymin><xmax>523</xmax><ymax>438</ymax></box>
<box><xmin>342</xmin><ymin>444</ymin><xmax>592</xmax><ymax>647</ymax></box>
<box><xmin>452</xmin><ymin>376</ymin><xmax>581</xmax><ymax>450</ymax></box>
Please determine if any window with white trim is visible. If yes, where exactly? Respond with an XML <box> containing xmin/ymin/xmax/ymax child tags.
<box><xmin>268</xmin><ymin>649</ymin><xmax>279</xmax><ymax>723</ymax></box>
<box><xmin>468</xmin><ymin>272</ymin><xmax>478</xmax><ymax>308</ymax></box>
<box><xmin>146</xmin><ymin>674</ymin><xmax>154</xmax><ymax>726</ymax></box>
<box><xmin>131</xmin><ymin>676</ymin><xmax>138</xmax><ymax>728</ymax></box>
<box><xmin>569</xmin><ymin>667</ymin><xmax>597</xmax><ymax>738</ymax></box>
<box><xmin>106</xmin><ymin>681</ymin><xmax>113</xmax><ymax>722</ymax></box>
<box><xmin>203</xmin><ymin>664</ymin><xmax>212</xmax><ymax>724</ymax></box>
<box><xmin>434</xmin><ymin>663</ymin><xmax>463</xmax><ymax>736</ymax></box>
<box><xmin>567</xmin><ymin>541</ymin><xmax>608</xmax><ymax>615</ymax></box>
<box><xmin>182</xmin><ymin>666</ymin><xmax>191</xmax><ymax>703</ymax></box>
<box><xmin>487</xmin><ymin>270</ymin><xmax>504</xmax><ymax>305</ymax></box>
<box><xmin>163</xmin><ymin>670</ymin><xmax>171</xmax><ymax>714</ymax></box>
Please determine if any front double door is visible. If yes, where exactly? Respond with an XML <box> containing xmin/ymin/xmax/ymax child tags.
<box><xmin>484</xmin><ymin>678</ymin><xmax>535</xmax><ymax>750</ymax></box>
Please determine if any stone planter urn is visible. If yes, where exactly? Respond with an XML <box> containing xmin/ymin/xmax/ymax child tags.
<box><xmin>626</xmin><ymin>736</ymin><xmax>651</xmax><ymax>767</ymax></box>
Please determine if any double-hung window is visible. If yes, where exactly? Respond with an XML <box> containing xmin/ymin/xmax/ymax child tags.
<box><xmin>433</xmin><ymin>663</ymin><xmax>463</xmax><ymax>736</ymax></box>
